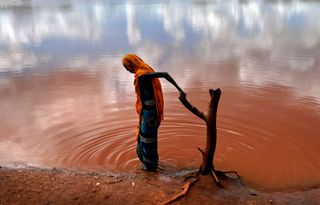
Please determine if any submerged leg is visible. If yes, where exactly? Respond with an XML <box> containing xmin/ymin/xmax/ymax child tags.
<box><xmin>136</xmin><ymin>134</ymin><xmax>158</xmax><ymax>171</ymax></box>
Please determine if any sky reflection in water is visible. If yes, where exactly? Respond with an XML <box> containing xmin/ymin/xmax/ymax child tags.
<box><xmin>0</xmin><ymin>0</ymin><xmax>319</xmax><ymax>102</ymax></box>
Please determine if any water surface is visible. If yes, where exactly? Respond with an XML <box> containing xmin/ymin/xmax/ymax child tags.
<box><xmin>0</xmin><ymin>0</ymin><xmax>320</xmax><ymax>191</ymax></box>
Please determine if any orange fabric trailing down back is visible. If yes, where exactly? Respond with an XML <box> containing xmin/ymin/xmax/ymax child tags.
<box><xmin>122</xmin><ymin>54</ymin><xmax>164</xmax><ymax>139</ymax></box>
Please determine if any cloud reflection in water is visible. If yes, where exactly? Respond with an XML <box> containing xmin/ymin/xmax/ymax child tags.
<box><xmin>0</xmin><ymin>0</ymin><xmax>319</xmax><ymax>100</ymax></box>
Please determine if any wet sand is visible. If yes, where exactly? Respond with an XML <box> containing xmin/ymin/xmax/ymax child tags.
<box><xmin>1</xmin><ymin>165</ymin><xmax>319</xmax><ymax>205</ymax></box>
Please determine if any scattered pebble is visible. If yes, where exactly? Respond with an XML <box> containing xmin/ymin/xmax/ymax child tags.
<box><xmin>248</xmin><ymin>188</ymin><xmax>258</xmax><ymax>196</ymax></box>
<box><xmin>93</xmin><ymin>176</ymin><xmax>99</xmax><ymax>179</ymax></box>
<box><xmin>96</xmin><ymin>182</ymin><xmax>100</xmax><ymax>186</ymax></box>
<box><xmin>106</xmin><ymin>179</ymin><xmax>123</xmax><ymax>184</ymax></box>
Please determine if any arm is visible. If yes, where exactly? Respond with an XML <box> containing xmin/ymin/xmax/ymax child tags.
<box><xmin>140</xmin><ymin>72</ymin><xmax>207</xmax><ymax>120</ymax></box>
<box><xmin>139</xmin><ymin>72</ymin><xmax>184</xmax><ymax>93</ymax></box>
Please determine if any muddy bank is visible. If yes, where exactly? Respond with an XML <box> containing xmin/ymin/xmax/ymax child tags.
<box><xmin>0</xmin><ymin>166</ymin><xmax>319</xmax><ymax>205</ymax></box>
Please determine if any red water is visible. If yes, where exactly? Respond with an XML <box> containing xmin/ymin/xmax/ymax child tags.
<box><xmin>1</xmin><ymin>61</ymin><xmax>320</xmax><ymax>191</ymax></box>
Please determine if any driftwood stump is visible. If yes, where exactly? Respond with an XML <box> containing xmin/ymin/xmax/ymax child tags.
<box><xmin>179</xmin><ymin>88</ymin><xmax>220</xmax><ymax>176</ymax></box>
<box><xmin>162</xmin><ymin>88</ymin><xmax>240</xmax><ymax>205</ymax></box>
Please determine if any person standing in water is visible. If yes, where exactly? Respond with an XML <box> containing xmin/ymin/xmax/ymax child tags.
<box><xmin>122</xmin><ymin>53</ymin><xmax>185</xmax><ymax>171</ymax></box>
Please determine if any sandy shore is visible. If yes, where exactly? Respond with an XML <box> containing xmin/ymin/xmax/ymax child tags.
<box><xmin>0</xmin><ymin>165</ymin><xmax>319</xmax><ymax>205</ymax></box>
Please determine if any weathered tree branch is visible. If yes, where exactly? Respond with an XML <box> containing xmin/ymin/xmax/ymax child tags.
<box><xmin>161</xmin><ymin>178</ymin><xmax>199</xmax><ymax>205</ymax></box>
<box><xmin>179</xmin><ymin>88</ymin><xmax>221</xmax><ymax>175</ymax></box>
<box><xmin>201</xmin><ymin>88</ymin><xmax>221</xmax><ymax>174</ymax></box>
<box><xmin>161</xmin><ymin>88</ymin><xmax>240</xmax><ymax>204</ymax></box>
<box><xmin>179</xmin><ymin>94</ymin><xmax>207</xmax><ymax>121</ymax></box>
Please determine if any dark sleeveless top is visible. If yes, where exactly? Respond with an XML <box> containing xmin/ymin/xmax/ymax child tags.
<box><xmin>139</xmin><ymin>78</ymin><xmax>156</xmax><ymax>109</ymax></box>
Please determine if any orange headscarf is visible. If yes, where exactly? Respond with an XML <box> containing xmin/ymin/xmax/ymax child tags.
<box><xmin>122</xmin><ymin>54</ymin><xmax>164</xmax><ymax>139</ymax></box>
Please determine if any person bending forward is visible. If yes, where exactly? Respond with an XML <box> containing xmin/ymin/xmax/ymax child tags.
<box><xmin>122</xmin><ymin>54</ymin><xmax>184</xmax><ymax>171</ymax></box>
